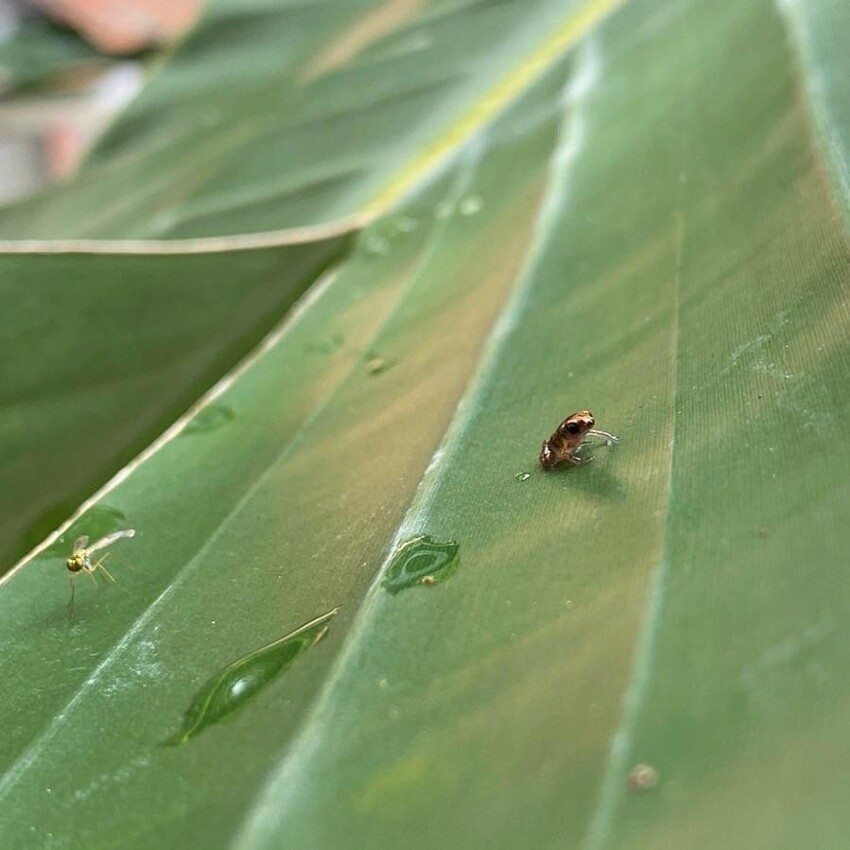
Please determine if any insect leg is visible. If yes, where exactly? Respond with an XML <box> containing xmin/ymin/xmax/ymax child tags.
<box><xmin>68</xmin><ymin>574</ymin><xmax>76</xmax><ymax>618</ymax></box>
<box><xmin>97</xmin><ymin>560</ymin><xmax>116</xmax><ymax>583</ymax></box>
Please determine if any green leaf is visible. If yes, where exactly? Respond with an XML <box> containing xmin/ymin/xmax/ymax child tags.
<box><xmin>0</xmin><ymin>0</ymin><xmax>848</xmax><ymax>848</ymax></box>
<box><xmin>0</xmin><ymin>238</ymin><xmax>348</xmax><ymax>570</ymax></box>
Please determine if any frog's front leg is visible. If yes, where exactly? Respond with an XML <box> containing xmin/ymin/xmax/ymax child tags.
<box><xmin>586</xmin><ymin>428</ymin><xmax>620</xmax><ymax>446</ymax></box>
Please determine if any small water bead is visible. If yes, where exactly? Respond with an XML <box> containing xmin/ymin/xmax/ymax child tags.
<box><xmin>309</xmin><ymin>333</ymin><xmax>345</xmax><ymax>355</ymax></box>
<box><xmin>149</xmin><ymin>210</ymin><xmax>179</xmax><ymax>234</ymax></box>
<box><xmin>459</xmin><ymin>195</ymin><xmax>483</xmax><ymax>216</ymax></box>
<box><xmin>400</xmin><ymin>31</ymin><xmax>431</xmax><ymax>53</ymax></box>
<box><xmin>364</xmin><ymin>233</ymin><xmax>390</xmax><ymax>256</ymax></box>
<box><xmin>515</xmin><ymin>472</ymin><xmax>531</xmax><ymax>482</ymax></box>
<box><xmin>395</xmin><ymin>216</ymin><xmax>419</xmax><ymax>233</ymax></box>
<box><xmin>434</xmin><ymin>200</ymin><xmax>455</xmax><ymax>219</ymax></box>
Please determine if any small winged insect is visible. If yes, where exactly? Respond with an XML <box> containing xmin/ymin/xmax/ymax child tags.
<box><xmin>539</xmin><ymin>410</ymin><xmax>619</xmax><ymax>469</ymax></box>
<box><xmin>66</xmin><ymin>529</ymin><xmax>135</xmax><ymax>613</ymax></box>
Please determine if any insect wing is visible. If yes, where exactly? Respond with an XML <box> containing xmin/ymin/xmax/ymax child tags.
<box><xmin>72</xmin><ymin>535</ymin><xmax>89</xmax><ymax>552</ymax></box>
<box><xmin>85</xmin><ymin>528</ymin><xmax>136</xmax><ymax>555</ymax></box>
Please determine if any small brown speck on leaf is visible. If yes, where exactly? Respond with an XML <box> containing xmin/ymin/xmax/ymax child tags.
<box><xmin>367</xmin><ymin>356</ymin><xmax>386</xmax><ymax>374</ymax></box>
<box><xmin>627</xmin><ymin>763</ymin><xmax>659</xmax><ymax>793</ymax></box>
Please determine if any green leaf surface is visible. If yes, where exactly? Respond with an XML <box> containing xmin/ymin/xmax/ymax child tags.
<box><xmin>0</xmin><ymin>0</ymin><xmax>848</xmax><ymax>848</ymax></box>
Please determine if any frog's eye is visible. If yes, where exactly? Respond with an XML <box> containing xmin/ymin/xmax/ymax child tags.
<box><xmin>564</xmin><ymin>421</ymin><xmax>582</xmax><ymax>435</ymax></box>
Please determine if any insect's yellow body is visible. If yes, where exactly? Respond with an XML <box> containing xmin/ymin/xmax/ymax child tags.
<box><xmin>66</xmin><ymin>551</ymin><xmax>88</xmax><ymax>573</ymax></box>
<box><xmin>65</xmin><ymin>529</ymin><xmax>135</xmax><ymax>614</ymax></box>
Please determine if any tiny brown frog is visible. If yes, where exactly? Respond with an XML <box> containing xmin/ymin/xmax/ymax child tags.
<box><xmin>539</xmin><ymin>410</ymin><xmax>619</xmax><ymax>469</ymax></box>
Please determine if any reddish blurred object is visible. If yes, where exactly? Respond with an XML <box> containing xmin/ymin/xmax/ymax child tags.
<box><xmin>27</xmin><ymin>0</ymin><xmax>201</xmax><ymax>53</ymax></box>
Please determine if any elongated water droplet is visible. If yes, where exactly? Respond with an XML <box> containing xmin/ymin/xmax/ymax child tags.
<box><xmin>165</xmin><ymin>608</ymin><xmax>338</xmax><ymax>745</ymax></box>
<box><xmin>515</xmin><ymin>472</ymin><xmax>531</xmax><ymax>482</ymax></box>
<box><xmin>382</xmin><ymin>535</ymin><xmax>459</xmax><ymax>595</ymax></box>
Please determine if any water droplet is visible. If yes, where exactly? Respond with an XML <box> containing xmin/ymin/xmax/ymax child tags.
<box><xmin>395</xmin><ymin>216</ymin><xmax>419</xmax><ymax>233</ymax></box>
<box><xmin>42</xmin><ymin>504</ymin><xmax>128</xmax><ymax>559</ymax></box>
<box><xmin>165</xmin><ymin>608</ymin><xmax>338</xmax><ymax>745</ymax></box>
<box><xmin>309</xmin><ymin>333</ymin><xmax>344</xmax><ymax>355</ymax></box>
<box><xmin>182</xmin><ymin>404</ymin><xmax>236</xmax><ymax>436</ymax></box>
<box><xmin>459</xmin><ymin>195</ymin><xmax>483</xmax><ymax>216</ymax></box>
<box><xmin>627</xmin><ymin>763</ymin><xmax>659</xmax><ymax>793</ymax></box>
<box><xmin>401</xmin><ymin>31</ymin><xmax>431</xmax><ymax>52</ymax></box>
<box><xmin>364</xmin><ymin>233</ymin><xmax>390</xmax><ymax>256</ymax></box>
<box><xmin>515</xmin><ymin>472</ymin><xmax>531</xmax><ymax>482</ymax></box>
<box><xmin>382</xmin><ymin>535</ymin><xmax>459</xmax><ymax>595</ymax></box>
<box><xmin>149</xmin><ymin>210</ymin><xmax>179</xmax><ymax>234</ymax></box>
<box><xmin>435</xmin><ymin>200</ymin><xmax>455</xmax><ymax>219</ymax></box>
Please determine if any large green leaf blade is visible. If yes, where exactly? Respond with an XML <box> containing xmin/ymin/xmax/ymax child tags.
<box><xmin>237</xmin><ymin>0</ymin><xmax>850</xmax><ymax>847</ymax></box>
<box><xmin>0</xmin><ymin>0</ymin><xmax>847</xmax><ymax>848</ymax></box>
